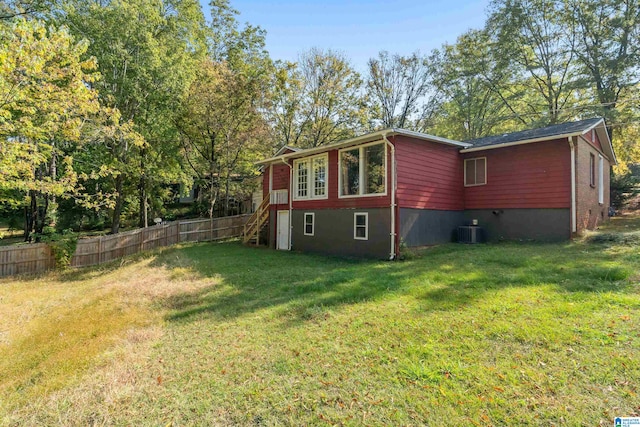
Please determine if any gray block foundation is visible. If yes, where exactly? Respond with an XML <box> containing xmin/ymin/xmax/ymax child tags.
<box><xmin>291</xmin><ymin>208</ymin><xmax>391</xmax><ymax>258</ymax></box>
<box><xmin>399</xmin><ymin>208</ymin><xmax>465</xmax><ymax>246</ymax></box>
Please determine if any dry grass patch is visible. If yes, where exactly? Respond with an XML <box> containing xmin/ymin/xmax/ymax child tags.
<box><xmin>0</xmin><ymin>247</ymin><xmax>220</xmax><ymax>421</ymax></box>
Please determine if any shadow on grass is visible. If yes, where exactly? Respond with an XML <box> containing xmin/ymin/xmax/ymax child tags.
<box><xmin>151</xmin><ymin>239</ymin><xmax>635</xmax><ymax>325</ymax></box>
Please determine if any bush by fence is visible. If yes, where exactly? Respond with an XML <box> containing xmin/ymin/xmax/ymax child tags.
<box><xmin>0</xmin><ymin>215</ymin><xmax>249</xmax><ymax>277</ymax></box>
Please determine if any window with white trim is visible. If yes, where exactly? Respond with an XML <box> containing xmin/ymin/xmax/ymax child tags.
<box><xmin>304</xmin><ymin>213</ymin><xmax>315</xmax><ymax>236</ymax></box>
<box><xmin>354</xmin><ymin>212</ymin><xmax>368</xmax><ymax>240</ymax></box>
<box><xmin>296</xmin><ymin>160</ymin><xmax>308</xmax><ymax>198</ymax></box>
<box><xmin>313</xmin><ymin>156</ymin><xmax>326</xmax><ymax>197</ymax></box>
<box><xmin>598</xmin><ymin>154</ymin><xmax>604</xmax><ymax>204</ymax></box>
<box><xmin>339</xmin><ymin>142</ymin><xmax>386</xmax><ymax>197</ymax></box>
<box><xmin>293</xmin><ymin>154</ymin><xmax>327</xmax><ymax>200</ymax></box>
<box><xmin>464</xmin><ymin>157</ymin><xmax>487</xmax><ymax>186</ymax></box>
<box><xmin>589</xmin><ymin>153</ymin><xmax>596</xmax><ymax>187</ymax></box>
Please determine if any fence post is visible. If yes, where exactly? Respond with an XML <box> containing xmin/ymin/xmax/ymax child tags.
<box><xmin>98</xmin><ymin>236</ymin><xmax>103</xmax><ymax>265</ymax></box>
<box><xmin>163</xmin><ymin>224</ymin><xmax>167</xmax><ymax>247</ymax></box>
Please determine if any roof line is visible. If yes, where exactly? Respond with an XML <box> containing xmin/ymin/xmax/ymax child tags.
<box><xmin>460</xmin><ymin>132</ymin><xmax>582</xmax><ymax>153</ymax></box>
<box><xmin>256</xmin><ymin>129</ymin><xmax>470</xmax><ymax>165</ymax></box>
<box><xmin>580</xmin><ymin>117</ymin><xmax>605</xmax><ymax>135</ymax></box>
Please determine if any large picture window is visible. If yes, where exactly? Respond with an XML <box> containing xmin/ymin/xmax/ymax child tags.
<box><xmin>339</xmin><ymin>142</ymin><xmax>386</xmax><ymax>197</ymax></box>
<box><xmin>464</xmin><ymin>157</ymin><xmax>486</xmax><ymax>186</ymax></box>
<box><xmin>293</xmin><ymin>154</ymin><xmax>327</xmax><ymax>200</ymax></box>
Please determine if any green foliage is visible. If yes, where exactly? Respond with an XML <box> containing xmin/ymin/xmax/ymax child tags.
<box><xmin>610</xmin><ymin>171</ymin><xmax>640</xmax><ymax>209</ymax></box>
<box><xmin>39</xmin><ymin>228</ymin><xmax>78</xmax><ymax>268</ymax></box>
<box><xmin>270</xmin><ymin>48</ymin><xmax>369</xmax><ymax>148</ymax></box>
<box><xmin>176</xmin><ymin>59</ymin><xmax>271</xmax><ymax>217</ymax></box>
<box><xmin>61</xmin><ymin>0</ymin><xmax>209</xmax><ymax>231</ymax></box>
<box><xmin>366</xmin><ymin>50</ymin><xmax>434</xmax><ymax>131</ymax></box>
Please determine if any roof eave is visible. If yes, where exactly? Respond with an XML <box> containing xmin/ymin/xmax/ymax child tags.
<box><xmin>256</xmin><ymin>129</ymin><xmax>470</xmax><ymax>165</ymax></box>
<box><xmin>460</xmin><ymin>132</ymin><xmax>583</xmax><ymax>153</ymax></box>
<box><xmin>390</xmin><ymin>128</ymin><xmax>471</xmax><ymax>148</ymax></box>
<box><xmin>255</xmin><ymin>130</ymin><xmax>391</xmax><ymax>165</ymax></box>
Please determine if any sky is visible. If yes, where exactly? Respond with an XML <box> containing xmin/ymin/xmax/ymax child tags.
<box><xmin>201</xmin><ymin>0</ymin><xmax>492</xmax><ymax>72</ymax></box>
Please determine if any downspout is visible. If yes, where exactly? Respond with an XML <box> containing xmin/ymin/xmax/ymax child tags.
<box><xmin>383</xmin><ymin>134</ymin><xmax>397</xmax><ymax>260</ymax></box>
<box><xmin>280</xmin><ymin>157</ymin><xmax>293</xmax><ymax>250</ymax></box>
<box><xmin>569</xmin><ymin>137</ymin><xmax>577</xmax><ymax>234</ymax></box>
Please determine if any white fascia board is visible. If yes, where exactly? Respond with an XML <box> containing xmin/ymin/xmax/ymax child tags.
<box><xmin>390</xmin><ymin>128</ymin><xmax>471</xmax><ymax>148</ymax></box>
<box><xmin>255</xmin><ymin>131</ymin><xmax>389</xmax><ymax>165</ymax></box>
<box><xmin>580</xmin><ymin>118</ymin><xmax>605</xmax><ymax>135</ymax></box>
<box><xmin>460</xmin><ymin>133</ymin><xmax>583</xmax><ymax>153</ymax></box>
<box><xmin>576</xmin><ymin>119</ymin><xmax>617</xmax><ymax>165</ymax></box>
<box><xmin>256</xmin><ymin>129</ymin><xmax>469</xmax><ymax>165</ymax></box>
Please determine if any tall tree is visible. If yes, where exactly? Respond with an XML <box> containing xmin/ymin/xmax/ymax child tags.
<box><xmin>430</xmin><ymin>30</ymin><xmax>512</xmax><ymax>140</ymax></box>
<box><xmin>569</xmin><ymin>0</ymin><xmax>640</xmax><ymax>138</ymax></box>
<box><xmin>269</xmin><ymin>48</ymin><xmax>367</xmax><ymax>149</ymax></box>
<box><xmin>366</xmin><ymin>51</ymin><xmax>434</xmax><ymax>129</ymax></box>
<box><xmin>488</xmin><ymin>0</ymin><xmax>580</xmax><ymax>125</ymax></box>
<box><xmin>298</xmin><ymin>48</ymin><xmax>366</xmax><ymax>147</ymax></box>
<box><xmin>62</xmin><ymin>0</ymin><xmax>208</xmax><ymax>231</ymax></box>
<box><xmin>176</xmin><ymin>59</ymin><xmax>271</xmax><ymax>218</ymax></box>
<box><xmin>269</xmin><ymin>60</ymin><xmax>307</xmax><ymax>147</ymax></box>
<box><xmin>0</xmin><ymin>19</ymin><xmax>101</xmax><ymax>240</ymax></box>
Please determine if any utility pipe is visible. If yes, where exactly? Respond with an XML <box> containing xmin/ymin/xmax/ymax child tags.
<box><xmin>280</xmin><ymin>156</ymin><xmax>293</xmax><ymax>250</ymax></box>
<box><xmin>569</xmin><ymin>137</ymin><xmax>577</xmax><ymax>233</ymax></box>
<box><xmin>383</xmin><ymin>134</ymin><xmax>397</xmax><ymax>260</ymax></box>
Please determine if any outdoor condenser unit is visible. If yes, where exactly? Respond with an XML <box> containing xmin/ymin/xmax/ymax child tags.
<box><xmin>458</xmin><ymin>225</ymin><xmax>482</xmax><ymax>244</ymax></box>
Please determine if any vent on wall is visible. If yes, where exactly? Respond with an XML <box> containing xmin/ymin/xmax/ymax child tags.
<box><xmin>458</xmin><ymin>225</ymin><xmax>483</xmax><ymax>244</ymax></box>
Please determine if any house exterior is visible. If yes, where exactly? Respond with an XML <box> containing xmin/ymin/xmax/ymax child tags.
<box><xmin>246</xmin><ymin>118</ymin><xmax>616</xmax><ymax>259</ymax></box>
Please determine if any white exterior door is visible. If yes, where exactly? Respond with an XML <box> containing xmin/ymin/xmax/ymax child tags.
<box><xmin>277</xmin><ymin>210</ymin><xmax>290</xmax><ymax>250</ymax></box>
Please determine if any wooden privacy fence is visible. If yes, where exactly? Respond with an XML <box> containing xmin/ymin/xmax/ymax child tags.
<box><xmin>0</xmin><ymin>243</ymin><xmax>56</xmax><ymax>277</ymax></box>
<box><xmin>0</xmin><ymin>215</ymin><xmax>250</xmax><ymax>277</ymax></box>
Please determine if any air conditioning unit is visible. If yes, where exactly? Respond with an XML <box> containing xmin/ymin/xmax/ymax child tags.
<box><xmin>458</xmin><ymin>226</ymin><xmax>483</xmax><ymax>244</ymax></box>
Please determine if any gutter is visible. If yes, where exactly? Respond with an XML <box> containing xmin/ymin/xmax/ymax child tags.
<box><xmin>383</xmin><ymin>133</ymin><xmax>397</xmax><ymax>260</ymax></box>
<box><xmin>569</xmin><ymin>137</ymin><xmax>577</xmax><ymax>233</ymax></box>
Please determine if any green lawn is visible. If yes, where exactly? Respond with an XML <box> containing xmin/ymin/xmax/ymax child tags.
<box><xmin>1</xmin><ymin>216</ymin><xmax>639</xmax><ymax>426</ymax></box>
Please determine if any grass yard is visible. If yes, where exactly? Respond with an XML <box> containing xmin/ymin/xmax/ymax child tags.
<box><xmin>1</xmin><ymin>216</ymin><xmax>639</xmax><ymax>426</ymax></box>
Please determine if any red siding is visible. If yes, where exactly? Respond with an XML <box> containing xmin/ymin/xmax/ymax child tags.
<box><xmin>262</xmin><ymin>164</ymin><xmax>289</xmax><ymax>195</ymax></box>
<box><xmin>463</xmin><ymin>139</ymin><xmax>571</xmax><ymax>209</ymax></box>
<box><xmin>395</xmin><ymin>136</ymin><xmax>464</xmax><ymax>210</ymax></box>
<box><xmin>291</xmin><ymin>148</ymin><xmax>391</xmax><ymax>210</ymax></box>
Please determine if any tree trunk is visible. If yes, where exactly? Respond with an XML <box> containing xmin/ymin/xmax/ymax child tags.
<box><xmin>25</xmin><ymin>190</ymin><xmax>38</xmax><ymax>241</ymax></box>
<box><xmin>138</xmin><ymin>149</ymin><xmax>147</xmax><ymax>228</ymax></box>
<box><xmin>111</xmin><ymin>174</ymin><xmax>124</xmax><ymax>234</ymax></box>
<box><xmin>224</xmin><ymin>174</ymin><xmax>230</xmax><ymax>217</ymax></box>
<box><xmin>139</xmin><ymin>175</ymin><xmax>147</xmax><ymax>228</ymax></box>
<box><xmin>35</xmin><ymin>196</ymin><xmax>49</xmax><ymax>235</ymax></box>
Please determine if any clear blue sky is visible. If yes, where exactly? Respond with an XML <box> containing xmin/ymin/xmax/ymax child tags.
<box><xmin>201</xmin><ymin>0</ymin><xmax>491</xmax><ymax>72</ymax></box>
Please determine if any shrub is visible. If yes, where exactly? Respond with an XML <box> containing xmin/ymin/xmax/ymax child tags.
<box><xmin>40</xmin><ymin>229</ymin><xmax>79</xmax><ymax>268</ymax></box>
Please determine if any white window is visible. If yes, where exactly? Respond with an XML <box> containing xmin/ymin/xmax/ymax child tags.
<box><xmin>339</xmin><ymin>142</ymin><xmax>386</xmax><ymax>197</ymax></box>
<box><xmin>354</xmin><ymin>212</ymin><xmax>368</xmax><ymax>240</ymax></box>
<box><xmin>304</xmin><ymin>213</ymin><xmax>315</xmax><ymax>236</ymax></box>
<box><xmin>464</xmin><ymin>157</ymin><xmax>487</xmax><ymax>186</ymax></box>
<box><xmin>598</xmin><ymin>154</ymin><xmax>604</xmax><ymax>204</ymax></box>
<box><xmin>313</xmin><ymin>156</ymin><xmax>326</xmax><ymax>197</ymax></box>
<box><xmin>293</xmin><ymin>154</ymin><xmax>328</xmax><ymax>200</ymax></box>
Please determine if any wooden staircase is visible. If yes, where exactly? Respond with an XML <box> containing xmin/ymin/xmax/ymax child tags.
<box><xmin>243</xmin><ymin>193</ymin><xmax>270</xmax><ymax>245</ymax></box>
